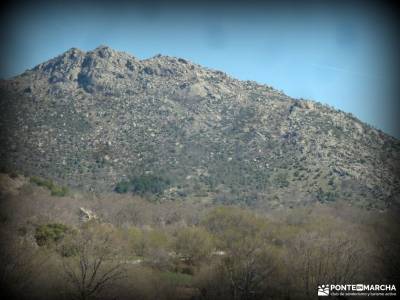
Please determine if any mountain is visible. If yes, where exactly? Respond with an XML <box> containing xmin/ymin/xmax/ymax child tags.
<box><xmin>0</xmin><ymin>45</ymin><xmax>399</xmax><ymax>209</ymax></box>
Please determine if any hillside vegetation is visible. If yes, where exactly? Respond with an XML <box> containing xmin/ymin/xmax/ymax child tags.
<box><xmin>1</xmin><ymin>172</ymin><xmax>399</xmax><ymax>300</ymax></box>
<box><xmin>0</xmin><ymin>46</ymin><xmax>399</xmax><ymax>209</ymax></box>
<box><xmin>0</xmin><ymin>46</ymin><xmax>399</xmax><ymax>299</ymax></box>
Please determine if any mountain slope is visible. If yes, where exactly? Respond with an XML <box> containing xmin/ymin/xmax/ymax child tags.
<box><xmin>1</xmin><ymin>46</ymin><xmax>399</xmax><ymax>208</ymax></box>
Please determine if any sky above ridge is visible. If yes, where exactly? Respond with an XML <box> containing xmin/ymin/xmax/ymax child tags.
<box><xmin>1</xmin><ymin>0</ymin><xmax>399</xmax><ymax>137</ymax></box>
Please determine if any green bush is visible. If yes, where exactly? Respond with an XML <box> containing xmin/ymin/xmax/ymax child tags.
<box><xmin>273</xmin><ymin>172</ymin><xmax>289</xmax><ymax>188</ymax></box>
<box><xmin>30</xmin><ymin>176</ymin><xmax>53</xmax><ymax>189</ymax></box>
<box><xmin>160</xmin><ymin>271</ymin><xmax>193</xmax><ymax>286</ymax></box>
<box><xmin>30</xmin><ymin>176</ymin><xmax>69</xmax><ymax>196</ymax></box>
<box><xmin>131</xmin><ymin>175</ymin><xmax>171</xmax><ymax>195</ymax></box>
<box><xmin>34</xmin><ymin>223</ymin><xmax>71</xmax><ymax>247</ymax></box>
<box><xmin>114</xmin><ymin>175</ymin><xmax>171</xmax><ymax>195</ymax></box>
<box><xmin>50</xmin><ymin>185</ymin><xmax>69</xmax><ymax>196</ymax></box>
<box><xmin>316</xmin><ymin>188</ymin><xmax>337</xmax><ymax>202</ymax></box>
<box><xmin>115</xmin><ymin>180</ymin><xmax>130</xmax><ymax>193</ymax></box>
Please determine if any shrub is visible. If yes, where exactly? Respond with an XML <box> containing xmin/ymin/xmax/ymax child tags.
<box><xmin>30</xmin><ymin>176</ymin><xmax>53</xmax><ymax>189</ymax></box>
<box><xmin>50</xmin><ymin>185</ymin><xmax>69</xmax><ymax>196</ymax></box>
<box><xmin>9</xmin><ymin>172</ymin><xmax>18</xmax><ymax>179</ymax></box>
<box><xmin>161</xmin><ymin>271</ymin><xmax>193</xmax><ymax>286</ymax></box>
<box><xmin>30</xmin><ymin>176</ymin><xmax>69</xmax><ymax>196</ymax></box>
<box><xmin>114</xmin><ymin>175</ymin><xmax>170</xmax><ymax>196</ymax></box>
<box><xmin>173</xmin><ymin>227</ymin><xmax>214</xmax><ymax>266</ymax></box>
<box><xmin>273</xmin><ymin>172</ymin><xmax>289</xmax><ymax>188</ymax></box>
<box><xmin>115</xmin><ymin>180</ymin><xmax>130</xmax><ymax>193</ymax></box>
<box><xmin>130</xmin><ymin>175</ymin><xmax>170</xmax><ymax>195</ymax></box>
<box><xmin>316</xmin><ymin>188</ymin><xmax>337</xmax><ymax>202</ymax></box>
<box><xmin>34</xmin><ymin>223</ymin><xmax>71</xmax><ymax>247</ymax></box>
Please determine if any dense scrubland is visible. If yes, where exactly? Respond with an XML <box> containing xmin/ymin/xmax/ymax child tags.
<box><xmin>1</xmin><ymin>173</ymin><xmax>399</xmax><ymax>300</ymax></box>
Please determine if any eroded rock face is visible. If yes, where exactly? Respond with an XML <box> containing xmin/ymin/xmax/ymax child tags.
<box><xmin>0</xmin><ymin>46</ymin><xmax>399</xmax><ymax>208</ymax></box>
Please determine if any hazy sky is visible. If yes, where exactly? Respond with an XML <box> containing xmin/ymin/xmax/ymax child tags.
<box><xmin>1</xmin><ymin>1</ymin><xmax>399</xmax><ymax>137</ymax></box>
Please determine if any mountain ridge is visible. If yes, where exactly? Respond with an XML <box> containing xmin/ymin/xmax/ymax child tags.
<box><xmin>1</xmin><ymin>46</ymin><xmax>399</xmax><ymax>209</ymax></box>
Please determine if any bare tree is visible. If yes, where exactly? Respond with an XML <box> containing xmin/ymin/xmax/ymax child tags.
<box><xmin>202</xmin><ymin>207</ymin><xmax>277</xmax><ymax>300</ymax></box>
<box><xmin>61</xmin><ymin>224</ymin><xmax>126</xmax><ymax>300</ymax></box>
<box><xmin>0</xmin><ymin>228</ymin><xmax>46</xmax><ymax>299</ymax></box>
<box><xmin>374</xmin><ymin>221</ymin><xmax>400</xmax><ymax>284</ymax></box>
<box><xmin>221</xmin><ymin>247</ymin><xmax>275</xmax><ymax>300</ymax></box>
<box><xmin>287</xmin><ymin>230</ymin><xmax>363</xmax><ymax>299</ymax></box>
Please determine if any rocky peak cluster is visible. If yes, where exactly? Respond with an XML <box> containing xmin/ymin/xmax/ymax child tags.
<box><xmin>0</xmin><ymin>46</ymin><xmax>399</xmax><ymax>209</ymax></box>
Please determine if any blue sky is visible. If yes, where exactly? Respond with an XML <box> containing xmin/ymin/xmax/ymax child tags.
<box><xmin>1</xmin><ymin>1</ymin><xmax>399</xmax><ymax>137</ymax></box>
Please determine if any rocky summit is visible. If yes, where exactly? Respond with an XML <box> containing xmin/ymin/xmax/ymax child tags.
<box><xmin>0</xmin><ymin>45</ymin><xmax>399</xmax><ymax>208</ymax></box>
